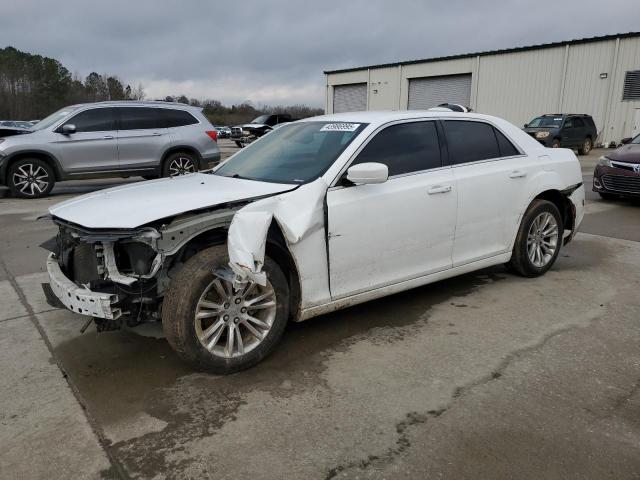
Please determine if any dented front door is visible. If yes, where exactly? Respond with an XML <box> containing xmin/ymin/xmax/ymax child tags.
<box><xmin>326</xmin><ymin>168</ymin><xmax>457</xmax><ymax>300</ymax></box>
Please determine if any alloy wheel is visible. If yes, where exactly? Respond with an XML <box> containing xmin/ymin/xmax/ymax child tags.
<box><xmin>12</xmin><ymin>163</ymin><xmax>50</xmax><ymax>196</ymax></box>
<box><xmin>168</xmin><ymin>157</ymin><xmax>196</xmax><ymax>176</ymax></box>
<box><xmin>526</xmin><ymin>212</ymin><xmax>559</xmax><ymax>268</ymax></box>
<box><xmin>583</xmin><ymin>139</ymin><xmax>591</xmax><ymax>154</ymax></box>
<box><xmin>194</xmin><ymin>277</ymin><xmax>277</xmax><ymax>359</ymax></box>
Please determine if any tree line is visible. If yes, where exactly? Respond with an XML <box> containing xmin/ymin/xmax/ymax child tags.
<box><xmin>0</xmin><ymin>46</ymin><xmax>323</xmax><ymax>125</ymax></box>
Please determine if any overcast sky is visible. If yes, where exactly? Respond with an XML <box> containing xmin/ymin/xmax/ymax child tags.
<box><xmin>1</xmin><ymin>1</ymin><xmax>639</xmax><ymax>108</ymax></box>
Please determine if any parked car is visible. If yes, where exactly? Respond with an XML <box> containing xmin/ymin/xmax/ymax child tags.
<box><xmin>214</xmin><ymin>126</ymin><xmax>231</xmax><ymax>138</ymax></box>
<box><xmin>523</xmin><ymin>114</ymin><xmax>596</xmax><ymax>155</ymax></box>
<box><xmin>0</xmin><ymin>120</ymin><xmax>32</xmax><ymax>129</ymax></box>
<box><xmin>42</xmin><ymin>111</ymin><xmax>584</xmax><ymax>374</ymax></box>
<box><xmin>593</xmin><ymin>134</ymin><xmax>640</xmax><ymax>199</ymax></box>
<box><xmin>0</xmin><ymin>101</ymin><xmax>220</xmax><ymax>198</ymax></box>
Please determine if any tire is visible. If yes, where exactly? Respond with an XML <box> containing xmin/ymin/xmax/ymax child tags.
<box><xmin>507</xmin><ymin>199</ymin><xmax>564</xmax><ymax>278</ymax></box>
<box><xmin>578</xmin><ymin>137</ymin><xmax>592</xmax><ymax>155</ymax></box>
<box><xmin>550</xmin><ymin>139</ymin><xmax>561</xmax><ymax>148</ymax></box>
<box><xmin>162</xmin><ymin>245</ymin><xmax>290</xmax><ymax>374</ymax></box>
<box><xmin>235</xmin><ymin>140</ymin><xmax>244</xmax><ymax>148</ymax></box>
<box><xmin>7</xmin><ymin>158</ymin><xmax>55</xmax><ymax>199</ymax></box>
<box><xmin>162</xmin><ymin>152</ymin><xmax>197</xmax><ymax>177</ymax></box>
<box><xmin>599</xmin><ymin>192</ymin><xmax>619</xmax><ymax>201</ymax></box>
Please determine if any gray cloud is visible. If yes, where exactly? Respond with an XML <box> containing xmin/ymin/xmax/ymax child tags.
<box><xmin>1</xmin><ymin>0</ymin><xmax>639</xmax><ymax>107</ymax></box>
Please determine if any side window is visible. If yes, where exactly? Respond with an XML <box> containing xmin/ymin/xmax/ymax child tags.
<box><xmin>158</xmin><ymin>109</ymin><xmax>198</xmax><ymax>128</ymax></box>
<box><xmin>564</xmin><ymin>118</ymin><xmax>574</xmax><ymax>128</ymax></box>
<box><xmin>494</xmin><ymin>128</ymin><xmax>520</xmax><ymax>157</ymax></box>
<box><xmin>351</xmin><ymin>121</ymin><xmax>441</xmax><ymax>176</ymax></box>
<box><xmin>67</xmin><ymin>108</ymin><xmax>116</xmax><ymax>132</ymax></box>
<box><xmin>118</xmin><ymin>107</ymin><xmax>160</xmax><ymax>130</ymax></box>
<box><xmin>572</xmin><ymin>117</ymin><xmax>585</xmax><ymax>128</ymax></box>
<box><xmin>443</xmin><ymin>121</ymin><xmax>500</xmax><ymax>164</ymax></box>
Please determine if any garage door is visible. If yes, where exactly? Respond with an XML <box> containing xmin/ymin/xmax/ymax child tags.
<box><xmin>333</xmin><ymin>83</ymin><xmax>367</xmax><ymax>113</ymax></box>
<box><xmin>408</xmin><ymin>74</ymin><xmax>472</xmax><ymax>110</ymax></box>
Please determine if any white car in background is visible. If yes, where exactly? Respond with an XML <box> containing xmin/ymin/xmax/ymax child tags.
<box><xmin>43</xmin><ymin>111</ymin><xmax>585</xmax><ymax>374</ymax></box>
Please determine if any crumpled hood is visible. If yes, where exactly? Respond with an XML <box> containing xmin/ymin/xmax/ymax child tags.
<box><xmin>49</xmin><ymin>173</ymin><xmax>295</xmax><ymax>229</ymax></box>
<box><xmin>608</xmin><ymin>144</ymin><xmax>640</xmax><ymax>164</ymax></box>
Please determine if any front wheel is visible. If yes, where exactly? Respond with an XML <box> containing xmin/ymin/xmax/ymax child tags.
<box><xmin>162</xmin><ymin>245</ymin><xmax>289</xmax><ymax>374</ymax></box>
<box><xmin>7</xmin><ymin>158</ymin><xmax>55</xmax><ymax>198</ymax></box>
<box><xmin>507</xmin><ymin>200</ymin><xmax>564</xmax><ymax>277</ymax></box>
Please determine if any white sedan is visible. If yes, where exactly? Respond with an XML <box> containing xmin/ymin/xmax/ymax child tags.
<box><xmin>44</xmin><ymin>111</ymin><xmax>585</xmax><ymax>373</ymax></box>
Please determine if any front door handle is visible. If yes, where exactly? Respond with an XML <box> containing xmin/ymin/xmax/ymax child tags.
<box><xmin>427</xmin><ymin>185</ymin><xmax>452</xmax><ymax>195</ymax></box>
<box><xmin>152</xmin><ymin>132</ymin><xmax>162</xmax><ymax>136</ymax></box>
<box><xmin>509</xmin><ymin>170</ymin><xmax>527</xmax><ymax>178</ymax></box>
<box><xmin>103</xmin><ymin>135</ymin><xmax>114</xmax><ymax>140</ymax></box>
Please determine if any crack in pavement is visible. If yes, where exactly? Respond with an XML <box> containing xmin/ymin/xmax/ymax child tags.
<box><xmin>0</xmin><ymin>257</ymin><xmax>131</xmax><ymax>480</ymax></box>
<box><xmin>324</xmin><ymin>316</ymin><xmax>605</xmax><ymax>479</ymax></box>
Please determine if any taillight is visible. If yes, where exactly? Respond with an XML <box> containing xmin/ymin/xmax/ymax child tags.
<box><xmin>205</xmin><ymin>130</ymin><xmax>218</xmax><ymax>142</ymax></box>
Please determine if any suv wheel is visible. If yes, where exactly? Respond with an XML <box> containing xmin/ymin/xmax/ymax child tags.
<box><xmin>162</xmin><ymin>245</ymin><xmax>289</xmax><ymax>374</ymax></box>
<box><xmin>578</xmin><ymin>137</ymin><xmax>592</xmax><ymax>155</ymax></box>
<box><xmin>507</xmin><ymin>199</ymin><xmax>564</xmax><ymax>277</ymax></box>
<box><xmin>7</xmin><ymin>158</ymin><xmax>55</xmax><ymax>199</ymax></box>
<box><xmin>162</xmin><ymin>152</ymin><xmax>197</xmax><ymax>177</ymax></box>
<box><xmin>550</xmin><ymin>139</ymin><xmax>561</xmax><ymax>148</ymax></box>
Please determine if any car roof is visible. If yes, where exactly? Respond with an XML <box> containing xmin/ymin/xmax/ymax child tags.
<box><xmin>65</xmin><ymin>100</ymin><xmax>202</xmax><ymax>111</ymax></box>
<box><xmin>300</xmin><ymin>110</ymin><xmax>509</xmax><ymax>128</ymax></box>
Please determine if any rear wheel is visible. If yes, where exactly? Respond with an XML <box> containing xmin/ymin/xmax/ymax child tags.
<box><xmin>7</xmin><ymin>158</ymin><xmax>55</xmax><ymax>199</ymax></box>
<box><xmin>578</xmin><ymin>137</ymin><xmax>592</xmax><ymax>155</ymax></box>
<box><xmin>162</xmin><ymin>152</ymin><xmax>197</xmax><ymax>177</ymax></box>
<box><xmin>507</xmin><ymin>200</ymin><xmax>563</xmax><ymax>277</ymax></box>
<box><xmin>162</xmin><ymin>245</ymin><xmax>289</xmax><ymax>374</ymax></box>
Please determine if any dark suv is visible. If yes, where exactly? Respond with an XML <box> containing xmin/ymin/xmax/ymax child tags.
<box><xmin>524</xmin><ymin>114</ymin><xmax>597</xmax><ymax>155</ymax></box>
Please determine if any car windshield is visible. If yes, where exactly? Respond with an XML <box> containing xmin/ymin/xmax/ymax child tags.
<box><xmin>631</xmin><ymin>135</ymin><xmax>640</xmax><ymax>145</ymax></box>
<box><xmin>528</xmin><ymin>116</ymin><xmax>563</xmax><ymax>128</ymax></box>
<box><xmin>215</xmin><ymin>121</ymin><xmax>367</xmax><ymax>184</ymax></box>
<box><xmin>30</xmin><ymin>106</ymin><xmax>80</xmax><ymax>131</ymax></box>
<box><xmin>251</xmin><ymin>115</ymin><xmax>270</xmax><ymax>124</ymax></box>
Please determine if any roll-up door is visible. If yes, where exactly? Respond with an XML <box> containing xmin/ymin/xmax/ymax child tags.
<box><xmin>408</xmin><ymin>74</ymin><xmax>472</xmax><ymax>110</ymax></box>
<box><xmin>333</xmin><ymin>83</ymin><xmax>367</xmax><ymax>113</ymax></box>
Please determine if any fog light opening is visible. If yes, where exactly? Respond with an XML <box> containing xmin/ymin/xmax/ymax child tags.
<box><xmin>593</xmin><ymin>178</ymin><xmax>602</xmax><ymax>189</ymax></box>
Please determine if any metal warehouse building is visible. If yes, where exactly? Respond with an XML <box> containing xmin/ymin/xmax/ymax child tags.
<box><xmin>324</xmin><ymin>32</ymin><xmax>640</xmax><ymax>146</ymax></box>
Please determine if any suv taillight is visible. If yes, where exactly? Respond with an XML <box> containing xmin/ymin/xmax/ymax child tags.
<box><xmin>205</xmin><ymin>130</ymin><xmax>218</xmax><ymax>142</ymax></box>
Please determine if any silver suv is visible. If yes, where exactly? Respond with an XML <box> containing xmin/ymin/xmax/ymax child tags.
<box><xmin>0</xmin><ymin>101</ymin><xmax>220</xmax><ymax>198</ymax></box>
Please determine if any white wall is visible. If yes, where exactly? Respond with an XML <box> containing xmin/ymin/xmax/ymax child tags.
<box><xmin>326</xmin><ymin>35</ymin><xmax>640</xmax><ymax>144</ymax></box>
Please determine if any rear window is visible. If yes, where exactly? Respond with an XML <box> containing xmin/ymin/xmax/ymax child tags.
<box><xmin>494</xmin><ymin>128</ymin><xmax>519</xmax><ymax>157</ymax></box>
<box><xmin>118</xmin><ymin>107</ymin><xmax>160</xmax><ymax>130</ymax></box>
<box><xmin>159</xmin><ymin>108</ymin><xmax>198</xmax><ymax>128</ymax></box>
<box><xmin>444</xmin><ymin>120</ymin><xmax>500</xmax><ymax>165</ymax></box>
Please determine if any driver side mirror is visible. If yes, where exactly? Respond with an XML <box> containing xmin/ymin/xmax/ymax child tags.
<box><xmin>61</xmin><ymin>124</ymin><xmax>76</xmax><ymax>135</ymax></box>
<box><xmin>621</xmin><ymin>137</ymin><xmax>632</xmax><ymax>145</ymax></box>
<box><xmin>523</xmin><ymin>123</ymin><xmax>529</xmax><ymax>128</ymax></box>
<box><xmin>346</xmin><ymin>162</ymin><xmax>388</xmax><ymax>185</ymax></box>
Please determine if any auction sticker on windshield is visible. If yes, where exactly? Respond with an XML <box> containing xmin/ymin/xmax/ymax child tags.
<box><xmin>320</xmin><ymin>123</ymin><xmax>361</xmax><ymax>132</ymax></box>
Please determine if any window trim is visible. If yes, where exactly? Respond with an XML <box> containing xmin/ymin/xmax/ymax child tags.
<box><xmin>440</xmin><ymin>118</ymin><xmax>525</xmax><ymax>168</ymax></box>
<box><xmin>329</xmin><ymin>118</ymin><xmax>446</xmax><ymax>188</ymax></box>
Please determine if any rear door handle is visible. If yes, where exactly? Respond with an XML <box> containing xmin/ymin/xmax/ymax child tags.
<box><xmin>427</xmin><ymin>185</ymin><xmax>452</xmax><ymax>195</ymax></box>
<box><xmin>509</xmin><ymin>170</ymin><xmax>527</xmax><ymax>178</ymax></box>
<box><xmin>103</xmin><ymin>135</ymin><xmax>114</xmax><ymax>140</ymax></box>
<box><xmin>152</xmin><ymin>132</ymin><xmax>162</xmax><ymax>136</ymax></box>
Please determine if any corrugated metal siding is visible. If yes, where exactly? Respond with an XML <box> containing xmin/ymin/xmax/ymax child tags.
<box><xmin>561</xmin><ymin>40</ymin><xmax>616</xmax><ymax>142</ymax></box>
<box><xmin>604</xmin><ymin>37</ymin><xmax>640</xmax><ymax>142</ymax></box>
<box><xmin>333</xmin><ymin>83</ymin><xmax>367</xmax><ymax>113</ymax></box>
<box><xmin>407</xmin><ymin>74</ymin><xmax>472</xmax><ymax>109</ymax></box>
<box><xmin>475</xmin><ymin>46</ymin><xmax>566</xmax><ymax>127</ymax></box>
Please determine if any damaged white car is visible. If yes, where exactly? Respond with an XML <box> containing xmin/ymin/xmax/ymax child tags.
<box><xmin>43</xmin><ymin>111</ymin><xmax>584</xmax><ymax>373</ymax></box>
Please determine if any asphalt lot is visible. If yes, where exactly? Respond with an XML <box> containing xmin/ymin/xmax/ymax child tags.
<box><xmin>1</xmin><ymin>144</ymin><xmax>639</xmax><ymax>479</ymax></box>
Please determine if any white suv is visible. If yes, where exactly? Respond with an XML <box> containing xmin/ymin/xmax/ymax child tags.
<box><xmin>0</xmin><ymin>101</ymin><xmax>220</xmax><ymax>198</ymax></box>
<box><xmin>43</xmin><ymin>111</ymin><xmax>584</xmax><ymax>373</ymax></box>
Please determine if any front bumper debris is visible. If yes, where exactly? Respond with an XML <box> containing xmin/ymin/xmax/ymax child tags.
<box><xmin>46</xmin><ymin>253</ymin><xmax>121</xmax><ymax>320</ymax></box>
